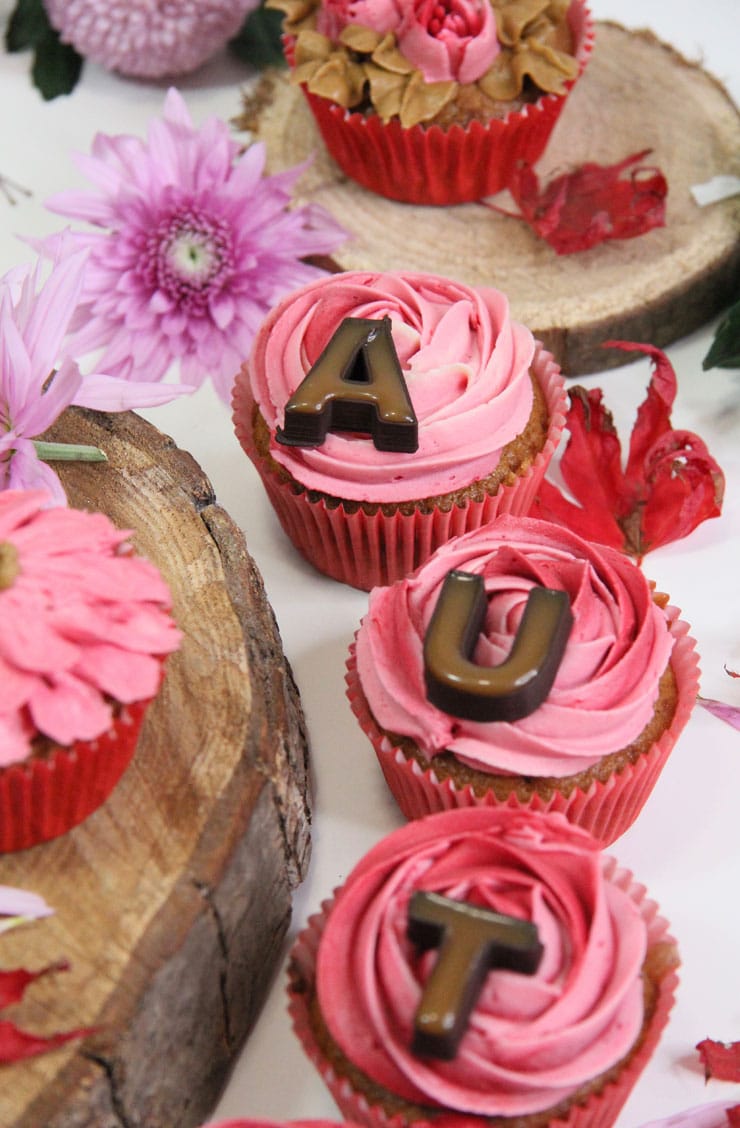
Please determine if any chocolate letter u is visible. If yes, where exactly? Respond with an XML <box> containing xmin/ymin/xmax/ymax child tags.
<box><xmin>424</xmin><ymin>570</ymin><xmax>573</xmax><ymax>722</ymax></box>
<box><xmin>276</xmin><ymin>316</ymin><xmax>418</xmax><ymax>452</ymax></box>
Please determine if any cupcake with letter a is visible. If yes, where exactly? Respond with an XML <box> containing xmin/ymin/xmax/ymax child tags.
<box><xmin>347</xmin><ymin>515</ymin><xmax>698</xmax><ymax>843</ymax></box>
<box><xmin>267</xmin><ymin>0</ymin><xmax>593</xmax><ymax>204</ymax></box>
<box><xmin>288</xmin><ymin>807</ymin><xmax>680</xmax><ymax>1127</ymax></box>
<box><xmin>0</xmin><ymin>489</ymin><xmax>181</xmax><ymax>852</ymax></box>
<box><xmin>233</xmin><ymin>271</ymin><xmax>566</xmax><ymax>590</ymax></box>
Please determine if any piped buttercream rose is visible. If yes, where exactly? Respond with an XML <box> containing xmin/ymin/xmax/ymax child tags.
<box><xmin>315</xmin><ymin>808</ymin><xmax>649</xmax><ymax>1117</ymax></box>
<box><xmin>248</xmin><ymin>270</ymin><xmax>536</xmax><ymax>504</ymax></box>
<box><xmin>397</xmin><ymin>0</ymin><xmax>500</xmax><ymax>83</ymax></box>
<box><xmin>355</xmin><ymin>515</ymin><xmax>676</xmax><ymax>775</ymax></box>
<box><xmin>315</xmin><ymin>0</ymin><xmax>401</xmax><ymax>39</ymax></box>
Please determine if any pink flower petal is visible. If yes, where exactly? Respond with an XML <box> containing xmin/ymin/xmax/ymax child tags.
<box><xmin>698</xmin><ymin>696</ymin><xmax>740</xmax><ymax>730</ymax></box>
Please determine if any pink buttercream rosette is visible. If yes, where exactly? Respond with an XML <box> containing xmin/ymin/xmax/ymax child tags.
<box><xmin>346</xmin><ymin>619</ymin><xmax>698</xmax><ymax>845</ymax></box>
<box><xmin>233</xmin><ymin>270</ymin><xmax>567</xmax><ymax>591</ymax></box>
<box><xmin>0</xmin><ymin>490</ymin><xmax>180</xmax><ymax>852</ymax></box>
<box><xmin>290</xmin><ymin>0</ymin><xmax>594</xmax><ymax>205</ymax></box>
<box><xmin>287</xmin><ymin>809</ymin><xmax>679</xmax><ymax>1127</ymax></box>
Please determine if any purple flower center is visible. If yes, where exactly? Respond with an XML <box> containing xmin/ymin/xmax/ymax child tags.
<box><xmin>144</xmin><ymin>206</ymin><xmax>234</xmax><ymax>313</ymax></box>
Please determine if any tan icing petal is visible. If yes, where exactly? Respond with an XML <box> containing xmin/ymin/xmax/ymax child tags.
<box><xmin>308</xmin><ymin>55</ymin><xmax>367</xmax><ymax>106</ymax></box>
<box><xmin>294</xmin><ymin>28</ymin><xmax>332</xmax><ymax>64</ymax></box>
<box><xmin>399</xmin><ymin>70</ymin><xmax>457</xmax><ymax>128</ymax></box>
<box><xmin>478</xmin><ymin>52</ymin><xmax>522</xmax><ymax>101</ymax></box>
<box><xmin>340</xmin><ymin>23</ymin><xmax>382</xmax><ymax>53</ymax></box>
<box><xmin>371</xmin><ymin>33</ymin><xmax>415</xmax><ymax>76</ymax></box>
<box><xmin>515</xmin><ymin>40</ymin><xmax>578</xmax><ymax>92</ymax></box>
<box><xmin>494</xmin><ymin>0</ymin><xmax>551</xmax><ymax>46</ymax></box>
<box><xmin>266</xmin><ymin>0</ymin><xmax>317</xmax><ymax>32</ymax></box>
<box><xmin>364</xmin><ymin>62</ymin><xmax>407</xmax><ymax>122</ymax></box>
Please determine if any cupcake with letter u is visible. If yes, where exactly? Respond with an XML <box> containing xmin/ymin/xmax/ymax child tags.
<box><xmin>233</xmin><ymin>271</ymin><xmax>566</xmax><ymax>590</ymax></box>
<box><xmin>347</xmin><ymin>514</ymin><xmax>698</xmax><ymax>843</ymax></box>
<box><xmin>288</xmin><ymin>807</ymin><xmax>680</xmax><ymax>1127</ymax></box>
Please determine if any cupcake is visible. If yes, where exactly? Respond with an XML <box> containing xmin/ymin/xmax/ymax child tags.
<box><xmin>233</xmin><ymin>271</ymin><xmax>566</xmax><ymax>591</ymax></box>
<box><xmin>204</xmin><ymin>1121</ymin><xmax>357</xmax><ymax>1127</ymax></box>
<box><xmin>347</xmin><ymin>515</ymin><xmax>698</xmax><ymax>843</ymax></box>
<box><xmin>288</xmin><ymin>807</ymin><xmax>680</xmax><ymax>1127</ymax></box>
<box><xmin>0</xmin><ymin>489</ymin><xmax>181</xmax><ymax>852</ymax></box>
<box><xmin>267</xmin><ymin>0</ymin><xmax>593</xmax><ymax>204</ymax></box>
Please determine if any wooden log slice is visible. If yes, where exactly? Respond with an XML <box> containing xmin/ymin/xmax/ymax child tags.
<box><xmin>0</xmin><ymin>408</ymin><xmax>311</xmax><ymax>1128</ymax></box>
<box><xmin>242</xmin><ymin>22</ymin><xmax>740</xmax><ymax>375</ymax></box>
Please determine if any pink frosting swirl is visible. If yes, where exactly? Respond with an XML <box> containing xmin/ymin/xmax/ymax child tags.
<box><xmin>247</xmin><ymin>272</ymin><xmax>535</xmax><ymax>504</ymax></box>
<box><xmin>355</xmin><ymin>515</ymin><xmax>676</xmax><ymax>776</ymax></box>
<box><xmin>316</xmin><ymin>808</ymin><xmax>647</xmax><ymax>1117</ymax></box>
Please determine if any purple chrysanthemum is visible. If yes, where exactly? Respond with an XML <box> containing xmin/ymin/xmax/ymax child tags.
<box><xmin>36</xmin><ymin>89</ymin><xmax>348</xmax><ymax>403</ymax></box>
<box><xmin>44</xmin><ymin>0</ymin><xmax>260</xmax><ymax>78</ymax></box>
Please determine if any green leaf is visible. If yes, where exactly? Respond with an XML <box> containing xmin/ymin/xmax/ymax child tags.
<box><xmin>229</xmin><ymin>2</ymin><xmax>286</xmax><ymax>69</ymax></box>
<box><xmin>31</xmin><ymin>26</ymin><xmax>84</xmax><ymax>100</ymax></box>
<box><xmin>703</xmin><ymin>299</ymin><xmax>740</xmax><ymax>371</ymax></box>
<box><xmin>5</xmin><ymin>0</ymin><xmax>50</xmax><ymax>52</ymax></box>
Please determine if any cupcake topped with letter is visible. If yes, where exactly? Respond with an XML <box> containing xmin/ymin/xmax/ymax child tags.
<box><xmin>0</xmin><ymin>489</ymin><xmax>181</xmax><ymax>852</ymax></box>
<box><xmin>289</xmin><ymin>807</ymin><xmax>680</xmax><ymax>1127</ymax></box>
<box><xmin>347</xmin><ymin>514</ymin><xmax>698</xmax><ymax>843</ymax></box>
<box><xmin>233</xmin><ymin>270</ymin><xmax>566</xmax><ymax>590</ymax></box>
<box><xmin>267</xmin><ymin>0</ymin><xmax>593</xmax><ymax>203</ymax></box>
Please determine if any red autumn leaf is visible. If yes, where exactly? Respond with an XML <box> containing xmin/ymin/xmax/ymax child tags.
<box><xmin>727</xmin><ymin>1106</ymin><xmax>740</xmax><ymax>1126</ymax></box>
<box><xmin>490</xmin><ymin>150</ymin><xmax>667</xmax><ymax>254</ymax></box>
<box><xmin>0</xmin><ymin>960</ymin><xmax>92</xmax><ymax>1064</ymax></box>
<box><xmin>532</xmin><ymin>343</ymin><xmax>725</xmax><ymax>559</ymax></box>
<box><xmin>696</xmin><ymin>1038</ymin><xmax>740</xmax><ymax>1082</ymax></box>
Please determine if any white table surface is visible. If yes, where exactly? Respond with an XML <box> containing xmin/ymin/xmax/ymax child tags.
<box><xmin>1</xmin><ymin>2</ymin><xmax>739</xmax><ymax>1124</ymax></box>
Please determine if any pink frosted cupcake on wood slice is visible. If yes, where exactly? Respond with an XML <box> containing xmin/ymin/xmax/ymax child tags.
<box><xmin>268</xmin><ymin>0</ymin><xmax>593</xmax><ymax>204</ymax></box>
<box><xmin>347</xmin><ymin>514</ymin><xmax>698</xmax><ymax>843</ymax></box>
<box><xmin>233</xmin><ymin>271</ymin><xmax>566</xmax><ymax>590</ymax></box>
<box><xmin>0</xmin><ymin>489</ymin><xmax>181</xmax><ymax>852</ymax></box>
<box><xmin>288</xmin><ymin>807</ymin><xmax>680</xmax><ymax>1127</ymax></box>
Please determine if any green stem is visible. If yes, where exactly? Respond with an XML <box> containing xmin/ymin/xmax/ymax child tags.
<box><xmin>33</xmin><ymin>440</ymin><xmax>108</xmax><ymax>463</ymax></box>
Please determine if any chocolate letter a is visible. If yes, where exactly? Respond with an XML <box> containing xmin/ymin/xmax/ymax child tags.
<box><xmin>276</xmin><ymin>316</ymin><xmax>418</xmax><ymax>452</ymax></box>
<box><xmin>424</xmin><ymin>570</ymin><xmax>573</xmax><ymax>722</ymax></box>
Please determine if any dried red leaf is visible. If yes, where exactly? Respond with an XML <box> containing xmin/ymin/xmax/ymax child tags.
<box><xmin>0</xmin><ymin>960</ymin><xmax>92</xmax><ymax>1064</ymax></box>
<box><xmin>726</xmin><ymin>666</ymin><xmax>739</xmax><ymax>679</ymax></box>
<box><xmin>696</xmin><ymin>1038</ymin><xmax>740</xmax><ymax>1082</ymax></box>
<box><xmin>491</xmin><ymin>150</ymin><xmax>667</xmax><ymax>254</ymax></box>
<box><xmin>532</xmin><ymin>343</ymin><xmax>725</xmax><ymax>558</ymax></box>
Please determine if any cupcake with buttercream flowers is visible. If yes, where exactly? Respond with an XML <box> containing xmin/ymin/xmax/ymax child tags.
<box><xmin>288</xmin><ymin>807</ymin><xmax>680</xmax><ymax>1127</ymax></box>
<box><xmin>267</xmin><ymin>0</ymin><xmax>593</xmax><ymax>203</ymax></box>
<box><xmin>347</xmin><ymin>514</ymin><xmax>698</xmax><ymax>843</ymax></box>
<box><xmin>0</xmin><ymin>489</ymin><xmax>181</xmax><ymax>852</ymax></box>
<box><xmin>233</xmin><ymin>270</ymin><xmax>566</xmax><ymax>590</ymax></box>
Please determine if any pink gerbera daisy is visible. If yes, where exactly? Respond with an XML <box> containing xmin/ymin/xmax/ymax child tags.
<box><xmin>36</xmin><ymin>88</ymin><xmax>348</xmax><ymax>403</ymax></box>
<box><xmin>44</xmin><ymin>0</ymin><xmax>261</xmax><ymax>78</ymax></box>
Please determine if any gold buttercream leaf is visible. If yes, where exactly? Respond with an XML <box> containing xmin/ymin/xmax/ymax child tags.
<box><xmin>478</xmin><ymin>52</ymin><xmax>522</xmax><ymax>100</ymax></box>
<box><xmin>266</xmin><ymin>0</ymin><xmax>317</xmax><ymax>32</ymax></box>
<box><xmin>371</xmin><ymin>33</ymin><xmax>415</xmax><ymax>75</ymax></box>
<box><xmin>494</xmin><ymin>0</ymin><xmax>550</xmax><ymax>46</ymax></box>
<box><xmin>340</xmin><ymin>23</ymin><xmax>382</xmax><ymax>53</ymax></box>
<box><xmin>307</xmin><ymin>55</ymin><xmax>366</xmax><ymax>107</ymax></box>
<box><xmin>364</xmin><ymin>63</ymin><xmax>407</xmax><ymax>122</ymax></box>
<box><xmin>294</xmin><ymin>29</ymin><xmax>332</xmax><ymax>64</ymax></box>
<box><xmin>515</xmin><ymin>40</ymin><xmax>577</xmax><ymax>92</ymax></box>
<box><xmin>399</xmin><ymin>70</ymin><xmax>457</xmax><ymax>128</ymax></box>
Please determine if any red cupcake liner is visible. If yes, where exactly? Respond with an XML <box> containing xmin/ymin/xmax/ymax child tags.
<box><xmin>233</xmin><ymin>345</ymin><xmax>567</xmax><ymax>591</ymax></box>
<box><xmin>288</xmin><ymin>860</ymin><xmax>679</xmax><ymax>1128</ymax></box>
<box><xmin>346</xmin><ymin>617</ymin><xmax>699</xmax><ymax>845</ymax></box>
<box><xmin>293</xmin><ymin>1</ymin><xmax>593</xmax><ymax>205</ymax></box>
<box><xmin>0</xmin><ymin>697</ymin><xmax>150</xmax><ymax>853</ymax></box>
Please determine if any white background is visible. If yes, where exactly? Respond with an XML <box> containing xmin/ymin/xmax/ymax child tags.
<box><xmin>1</xmin><ymin>2</ymin><xmax>739</xmax><ymax>1124</ymax></box>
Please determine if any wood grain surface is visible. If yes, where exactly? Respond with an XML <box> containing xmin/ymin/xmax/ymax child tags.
<box><xmin>0</xmin><ymin>408</ymin><xmax>311</xmax><ymax>1128</ymax></box>
<box><xmin>243</xmin><ymin>22</ymin><xmax>740</xmax><ymax>374</ymax></box>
